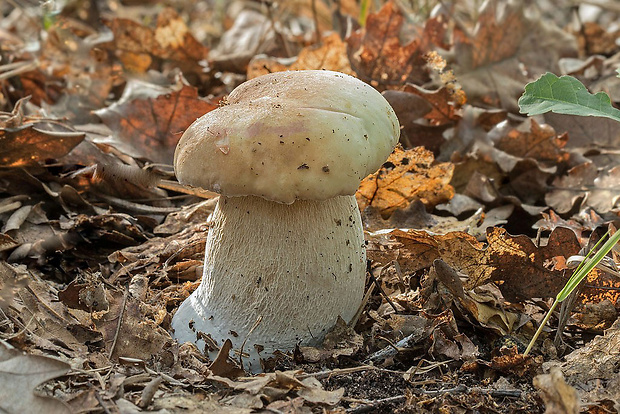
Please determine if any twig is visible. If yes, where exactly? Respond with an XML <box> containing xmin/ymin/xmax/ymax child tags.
<box><xmin>0</xmin><ymin>60</ymin><xmax>38</xmax><ymax>81</ymax></box>
<box><xmin>138</xmin><ymin>376</ymin><xmax>163</xmax><ymax>408</ymax></box>
<box><xmin>346</xmin><ymin>395</ymin><xmax>406</xmax><ymax>413</ymax></box>
<box><xmin>238</xmin><ymin>315</ymin><xmax>262</xmax><ymax>366</ymax></box>
<box><xmin>365</xmin><ymin>331</ymin><xmax>426</xmax><ymax>364</ymax></box>
<box><xmin>93</xmin><ymin>389</ymin><xmax>112</xmax><ymax>414</ymax></box>
<box><xmin>367</xmin><ymin>268</ymin><xmax>399</xmax><ymax>314</ymax></box>
<box><xmin>108</xmin><ymin>288</ymin><xmax>129</xmax><ymax>359</ymax></box>
<box><xmin>95</xmin><ymin>193</ymin><xmax>180</xmax><ymax>215</ymax></box>
<box><xmin>297</xmin><ymin>365</ymin><xmax>405</xmax><ymax>380</ymax></box>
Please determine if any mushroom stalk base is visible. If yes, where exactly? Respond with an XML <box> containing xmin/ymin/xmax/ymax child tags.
<box><xmin>171</xmin><ymin>195</ymin><xmax>366</xmax><ymax>372</ymax></box>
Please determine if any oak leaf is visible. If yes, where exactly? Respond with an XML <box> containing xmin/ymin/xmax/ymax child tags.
<box><xmin>0</xmin><ymin>342</ymin><xmax>71</xmax><ymax>414</ymax></box>
<box><xmin>356</xmin><ymin>146</ymin><xmax>454</xmax><ymax>216</ymax></box>
<box><xmin>453</xmin><ymin>0</ymin><xmax>577</xmax><ymax>111</ymax></box>
<box><xmin>95</xmin><ymin>76</ymin><xmax>217</xmax><ymax>164</ymax></box>
<box><xmin>346</xmin><ymin>0</ymin><xmax>447</xmax><ymax>88</ymax></box>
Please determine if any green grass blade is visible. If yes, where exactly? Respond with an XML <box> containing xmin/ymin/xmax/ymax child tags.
<box><xmin>518</xmin><ymin>73</ymin><xmax>620</xmax><ymax>122</ymax></box>
<box><xmin>557</xmin><ymin>230</ymin><xmax>620</xmax><ymax>302</ymax></box>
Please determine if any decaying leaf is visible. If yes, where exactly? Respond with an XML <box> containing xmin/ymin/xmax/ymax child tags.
<box><xmin>357</xmin><ymin>146</ymin><xmax>454</xmax><ymax>217</ymax></box>
<box><xmin>546</xmin><ymin>163</ymin><xmax>620</xmax><ymax>214</ymax></box>
<box><xmin>0</xmin><ymin>341</ymin><xmax>71</xmax><ymax>414</ymax></box>
<box><xmin>298</xmin><ymin>316</ymin><xmax>363</xmax><ymax>363</ymax></box>
<box><xmin>0</xmin><ymin>124</ymin><xmax>84</xmax><ymax>167</ymax></box>
<box><xmin>248</xmin><ymin>33</ymin><xmax>354</xmax><ymax>79</ymax></box>
<box><xmin>346</xmin><ymin>0</ymin><xmax>447</xmax><ymax>88</ymax></box>
<box><xmin>533</xmin><ymin>367</ymin><xmax>579</xmax><ymax>414</ymax></box>
<box><xmin>95</xmin><ymin>75</ymin><xmax>218</xmax><ymax>164</ymax></box>
<box><xmin>555</xmin><ymin>318</ymin><xmax>620</xmax><ymax>412</ymax></box>
<box><xmin>453</xmin><ymin>0</ymin><xmax>577</xmax><ymax>111</ymax></box>
<box><xmin>104</xmin><ymin>8</ymin><xmax>208</xmax><ymax>73</ymax></box>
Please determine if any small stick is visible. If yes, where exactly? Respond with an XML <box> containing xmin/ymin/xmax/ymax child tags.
<box><xmin>367</xmin><ymin>269</ymin><xmax>399</xmax><ymax>313</ymax></box>
<box><xmin>138</xmin><ymin>376</ymin><xmax>163</xmax><ymax>408</ymax></box>
<box><xmin>346</xmin><ymin>395</ymin><xmax>406</xmax><ymax>413</ymax></box>
<box><xmin>238</xmin><ymin>315</ymin><xmax>262</xmax><ymax>367</ymax></box>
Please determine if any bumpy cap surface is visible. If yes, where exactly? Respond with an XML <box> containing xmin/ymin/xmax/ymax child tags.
<box><xmin>174</xmin><ymin>70</ymin><xmax>400</xmax><ymax>203</ymax></box>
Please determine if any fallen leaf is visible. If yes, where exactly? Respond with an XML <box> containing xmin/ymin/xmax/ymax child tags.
<box><xmin>104</xmin><ymin>8</ymin><xmax>208</xmax><ymax>74</ymax></box>
<box><xmin>492</xmin><ymin>118</ymin><xmax>569</xmax><ymax>167</ymax></box>
<box><xmin>0</xmin><ymin>124</ymin><xmax>84</xmax><ymax>167</ymax></box>
<box><xmin>94</xmin><ymin>75</ymin><xmax>218</xmax><ymax>164</ymax></box>
<box><xmin>346</xmin><ymin>1</ymin><xmax>447</xmax><ymax>88</ymax></box>
<box><xmin>440</xmin><ymin>226</ymin><xmax>580</xmax><ymax>301</ymax></box>
<box><xmin>453</xmin><ymin>0</ymin><xmax>577</xmax><ymax>111</ymax></box>
<box><xmin>356</xmin><ymin>146</ymin><xmax>454</xmax><ymax>217</ymax></box>
<box><xmin>546</xmin><ymin>163</ymin><xmax>620</xmax><ymax>214</ymax></box>
<box><xmin>248</xmin><ymin>33</ymin><xmax>354</xmax><ymax>79</ymax></box>
<box><xmin>556</xmin><ymin>318</ymin><xmax>620</xmax><ymax>412</ymax></box>
<box><xmin>0</xmin><ymin>341</ymin><xmax>71</xmax><ymax>414</ymax></box>
<box><xmin>533</xmin><ymin>367</ymin><xmax>579</xmax><ymax>414</ymax></box>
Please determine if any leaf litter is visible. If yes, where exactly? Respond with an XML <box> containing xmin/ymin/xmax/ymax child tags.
<box><xmin>1</xmin><ymin>0</ymin><xmax>620</xmax><ymax>413</ymax></box>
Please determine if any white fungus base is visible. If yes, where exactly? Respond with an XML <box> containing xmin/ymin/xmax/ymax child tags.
<box><xmin>171</xmin><ymin>195</ymin><xmax>366</xmax><ymax>372</ymax></box>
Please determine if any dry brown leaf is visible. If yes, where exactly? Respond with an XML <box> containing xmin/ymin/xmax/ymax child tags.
<box><xmin>391</xmin><ymin>226</ymin><xmax>581</xmax><ymax>302</ymax></box>
<box><xmin>95</xmin><ymin>76</ymin><xmax>218</xmax><ymax>164</ymax></box>
<box><xmin>0</xmin><ymin>341</ymin><xmax>71</xmax><ymax>414</ymax></box>
<box><xmin>493</xmin><ymin>119</ymin><xmax>569</xmax><ymax>166</ymax></box>
<box><xmin>356</xmin><ymin>146</ymin><xmax>454</xmax><ymax>216</ymax></box>
<box><xmin>433</xmin><ymin>259</ymin><xmax>519</xmax><ymax>335</ymax></box>
<box><xmin>533</xmin><ymin>367</ymin><xmax>579</xmax><ymax>414</ymax></box>
<box><xmin>346</xmin><ymin>1</ymin><xmax>447</xmax><ymax>88</ymax></box>
<box><xmin>440</xmin><ymin>226</ymin><xmax>580</xmax><ymax>301</ymax></box>
<box><xmin>489</xmin><ymin>346</ymin><xmax>540</xmax><ymax>377</ymax></box>
<box><xmin>104</xmin><ymin>8</ymin><xmax>208</xmax><ymax>73</ymax></box>
<box><xmin>209</xmin><ymin>339</ymin><xmax>245</xmax><ymax>379</ymax></box>
<box><xmin>546</xmin><ymin>163</ymin><xmax>620</xmax><ymax>214</ymax></box>
<box><xmin>93</xmin><ymin>289</ymin><xmax>172</xmax><ymax>362</ymax></box>
<box><xmin>453</xmin><ymin>0</ymin><xmax>577</xmax><ymax>111</ymax></box>
<box><xmin>0</xmin><ymin>124</ymin><xmax>84</xmax><ymax>167</ymax></box>
<box><xmin>403</xmin><ymin>84</ymin><xmax>463</xmax><ymax>125</ymax></box>
<box><xmin>557</xmin><ymin>318</ymin><xmax>620</xmax><ymax>412</ymax></box>
<box><xmin>247</xmin><ymin>33</ymin><xmax>354</xmax><ymax>79</ymax></box>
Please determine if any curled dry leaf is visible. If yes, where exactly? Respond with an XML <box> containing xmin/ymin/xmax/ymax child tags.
<box><xmin>0</xmin><ymin>341</ymin><xmax>71</xmax><ymax>414</ymax></box>
<box><xmin>533</xmin><ymin>367</ymin><xmax>579</xmax><ymax>414</ymax></box>
<box><xmin>356</xmin><ymin>146</ymin><xmax>455</xmax><ymax>217</ymax></box>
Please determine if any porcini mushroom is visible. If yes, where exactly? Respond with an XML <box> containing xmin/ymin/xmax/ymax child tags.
<box><xmin>172</xmin><ymin>70</ymin><xmax>399</xmax><ymax>371</ymax></box>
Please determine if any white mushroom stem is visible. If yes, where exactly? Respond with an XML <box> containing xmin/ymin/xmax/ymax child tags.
<box><xmin>171</xmin><ymin>195</ymin><xmax>366</xmax><ymax>371</ymax></box>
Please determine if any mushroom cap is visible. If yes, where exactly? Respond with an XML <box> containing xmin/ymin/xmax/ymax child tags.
<box><xmin>174</xmin><ymin>70</ymin><xmax>400</xmax><ymax>204</ymax></box>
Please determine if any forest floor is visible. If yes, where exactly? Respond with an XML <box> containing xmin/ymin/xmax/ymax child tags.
<box><xmin>1</xmin><ymin>0</ymin><xmax>620</xmax><ymax>413</ymax></box>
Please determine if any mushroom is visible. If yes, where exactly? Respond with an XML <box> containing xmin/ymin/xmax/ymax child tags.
<box><xmin>172</xmin><ymin>70</ymin><xmax>399</xmax><ymax>371</ymax></box>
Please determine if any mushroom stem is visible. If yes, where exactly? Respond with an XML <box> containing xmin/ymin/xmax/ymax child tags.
<box><xmin>171</xmin><ymin>195</ymin><xmax>366</xmax><ymax>371</ymax></box>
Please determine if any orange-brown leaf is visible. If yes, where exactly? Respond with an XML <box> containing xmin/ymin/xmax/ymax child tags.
<box><xmin>95</xmin><ymin>78</ymin><xmax>218</xmax><ymax>164</ymax></box>
<box><xmin>0</xmin><ymin>125</ymin><xmax>84</xmax><ymax>167</ymax></box>
<box><xmin>356</xmin><ymin>146</ymin><xmax>454</xmax><ymax>216</ymax></box>
<box><xmin>346</xmin><ymin>1</ymin><xmax>447</xmax><ymax>88</ymax></box>
<box><xmin>248</xmin><ymin>33</ymin><xmax>354</xmax><ymax>79</ymax></box>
